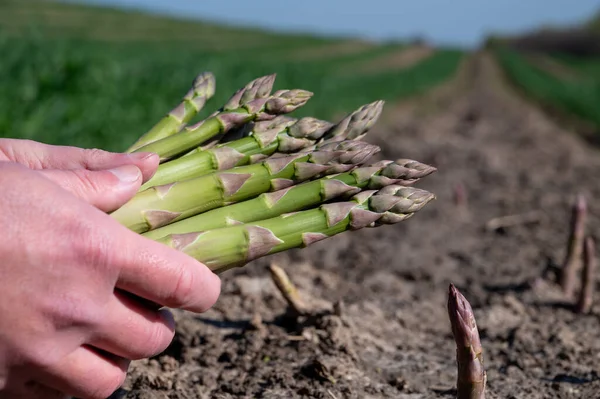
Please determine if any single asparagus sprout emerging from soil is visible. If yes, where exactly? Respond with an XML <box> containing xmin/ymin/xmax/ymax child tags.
<box><xmin>576</xmin><ymin>236</ymin><xmax>596</xmax><ymax>314</ymax></box>
<box><xmin>561</xmin><ymin>194</ymin><xmax>588</xmax><ymax>298</ymax></box>
<box><xmin>448</xmin><ymin>284</ymin><xmax>486</xmax><ymax>399</ymax></box>
<box><xmin>453</xmin><ymin>182</ymin><xmax>468</xmax><ymax>208</ymax></box>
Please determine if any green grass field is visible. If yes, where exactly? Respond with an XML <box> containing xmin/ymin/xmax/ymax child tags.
<box><xmin>0</xmin><ymin>0</ymin><xmax>463</xmax><ymax>152</ymax></box>
<box><xmin>494</xmin><ymin>47</ymin><xmax>600</xmax><ymax>131</ymax></box>
<box><xmin>548</xmin><ymin>53</ymin><xmax>600</xmax><ymax>80</ymax></box>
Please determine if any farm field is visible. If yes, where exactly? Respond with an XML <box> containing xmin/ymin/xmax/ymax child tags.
<box><xmin>117</xmin><ymin>52</ymin><xmax>600</xmax><ymax>399</ymax></box>
<box><xmin>1</xmin><ymin>1</ymin><xmax>600</xmax><ymax>399</ymax></box>
<box><xmin>494</xmin><ymin>47</ymin><xmax>600</xmax><ymax>136</ymax></box>
<box><xmin>0</xmin><ymin>0</ymin><xmax>462</xmax><ymax>152</ymax></box>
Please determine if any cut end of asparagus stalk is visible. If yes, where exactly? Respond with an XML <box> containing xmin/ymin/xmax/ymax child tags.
<box><xmin>448</xmin><ymin>284</ymin><xmax>486</xmax><ymax>399</ymax></box>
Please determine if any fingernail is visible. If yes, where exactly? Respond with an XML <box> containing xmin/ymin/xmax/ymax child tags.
<box><xmin>129</xmin><ymin>152</ymin><xmax>158</xmax><ymax>162</ymax></box>
<box><xmin>109</xmin><ymin>164</ymin><xmax>141</xmax><ymax>183</ymax></box>
<box><xmin>158</xmin><ymin>308</ymin><xmax>176</xmax><ymax>332</ymax></box>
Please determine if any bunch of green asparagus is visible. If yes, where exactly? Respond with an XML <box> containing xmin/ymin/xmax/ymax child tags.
<box><xmin>112</xmin><ymin>72</ymin><xmax>437</xmax><ymax>274</ymax></box>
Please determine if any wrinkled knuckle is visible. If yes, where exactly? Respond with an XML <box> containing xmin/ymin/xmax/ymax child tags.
<box><xmin>143</xmin><ymin>324</ymin><xmax>173</xmax><ymax>359</ymax></box>
<box><xmin>83</xmin><ymin>148</ymin><xmax>111</xmax><ymax>166</ymax></box>
<box><xmin>167</xmin><ymin>266</ymin><xmax>197</xmax><ymax>309</ymax></box>
<box><xmin>71</xmin><ymin>168</ymin><xmax>104</xmax><ymax>195</ymax></box>
<box><xmin>69</xmin><ymin>221</ymin><xmax>115</xmax><ymax>271</ymax></box>
<box><xmin>20</xmin><ymin>340</ymin><xmax>62</xmax><ymax>369</ymax></box>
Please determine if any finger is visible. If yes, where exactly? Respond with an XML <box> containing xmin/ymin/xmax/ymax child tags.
<box><xmin>39</xmin><ymin>165</ymin><xmax>142</xmax><ymax>212</ymax></box>
<box><xmin>0</xmin><ymin>379</ymin><xmax>69</xmax><ymax>399</ymax></box>
<box><xmin>0</xmin><ymin>139</ymin><xmax>159</xmax><ymax>182</ymax></box>
<box><xmin>33</xmin><ymin>346</ymin><xmax>129</xmax><ymax>399</ymax></box>
<box><xmin>88</xmin><ymin>290</ymin><xmax>175</xmax><ymax>360</ymax></box>
<box><xmin>115</xmin><ymin>234</ymin><xmax>221</xmax><ymax>313</ymax></box>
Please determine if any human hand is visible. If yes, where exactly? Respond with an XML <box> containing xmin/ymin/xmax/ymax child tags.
<box><xmin>0</xmin><ymin>145</ymin><xmax>221</xmax><ymax>398</ymax></box>
<box><xmin>0</xmin><ymin>138</ymin><xmax>158</xmax><ymax>182</ymax></box>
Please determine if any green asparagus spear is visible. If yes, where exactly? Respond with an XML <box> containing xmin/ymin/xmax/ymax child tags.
<box><xmin>132</xmin><ymin>75</ymin><xmax>313</xmax><ymax>161</ymax></box>
<box><xmin>154</xmin><ymin>186</ymin><xmax>434</xmax><ymax>273</ymax></box>
<box><xmin>143</xmin><ymin>158</ymin><xmax>436</xmax><ymax>239</ymax></box>
<box><xmin>112</xmin><ymin>140</ymin><xmax>380</xmax><ymax>233</ymax></box>
<box><xmin>138</xmin><ymin>115</ymin><xmax>332</xmax><ymax>190</ymax></box>
<box><xmin>256</xmin><ymin>100</ymin><xmax>385</xmax><ymax>161</ymax></box>
<box><xmin>448</xmin><ymin>284</ymin><xmax>486</xmax><ymax>399</ymax></box>
<box><xmin>127</xmin><ymin>72</ymin><xmax>216</xmax><ymax>152</ymax></box>
<box><xmin>319</xmin><ymin>100</ymin><xmax>385</xmax><ymax>143</ymax></box>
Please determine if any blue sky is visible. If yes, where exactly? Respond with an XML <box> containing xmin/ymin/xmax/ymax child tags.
<box><xmin>72</xmin><ymin>0</ymin><xmax>600</xmax><ymax>48</ymax></box>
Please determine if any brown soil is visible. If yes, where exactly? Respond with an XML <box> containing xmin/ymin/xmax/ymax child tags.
<box><xmin>343</xmin><ymin>45</ymin><xmax>434</xmax><ymax>76</ymax></box>
<box><xmin>113</xmin><ymin>53</ymin><xmax>600</xmax><ymax>399</ymax></box>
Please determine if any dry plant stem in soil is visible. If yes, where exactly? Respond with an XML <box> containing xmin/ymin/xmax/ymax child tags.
<box><xmin>448</xmin><ymin>284</ymin><xmax>486</xmax><ymax>399</ymax></box>
<box><xmin>576</xmin><ymin>236</ymin><xmax>596</xmax><ymax>314</ymax></box>
<box><xmin>268</xmin><ymin>263</ymin><xmax>307</xmax><ymax>315</ymax></box>
<box><xmin>561</xmin><ymin>194</ymin><xmax>588</xmax><ymax>298</ymax></box>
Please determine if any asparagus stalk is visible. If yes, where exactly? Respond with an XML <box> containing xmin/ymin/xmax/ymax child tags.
<box><xmin>132</xmin><ymin>75</ymin><xmax>313</xmax><ymax>161</ymax></box>
<box><xmin>140</xmin><ymin>100</ymin><xmax>387</xmax><ymax>190</ymax></box>
<box><xmin>266</xmin><ymin>100</ymin><xmax>385</xmax><ymax>159</ymax></box>
<box><xmin>576</xmin><ymin>236</ymin><xmax>596</xmax><ymax>314</ymax></box>
<box><xmin>154</xmin><ymin>186</ymin><xmax>435</xmax><ymax>273</ymax></box>
<box><xmin>448</xmin><ymin>284</ymin><xmax>486</xmax><ymax>399</ymax></box>
<box><xmin>127</xmin><ymin>72</ymin><xmax>216</xmax><ymax>152</ymax></box>
<box><xmin>139</xmin><ymin>115</ymin><xmax>332</xmax><ymax>190</ymax></box>
<box><xmin>561</xmin><ymin>194</ymin><xmax>588</xmax><ymax>298</ymax></box>
<box><xmin>143</xmin><ymin>158</ymin><xmax>436</xmax><ymax>239</ymax></box>
<box><xmin>112</xmin><ymin>140</ymin><xmax>380</xmax><ymax>233</ymax></box>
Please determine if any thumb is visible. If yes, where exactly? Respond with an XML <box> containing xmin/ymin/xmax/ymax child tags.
<box><xmin>39</xmin><ymin>165</ymin><xmax>142</xmax><ymax>212</ymax></box>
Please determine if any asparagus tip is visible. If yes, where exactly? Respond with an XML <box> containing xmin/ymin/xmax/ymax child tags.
<box><xmin>265</xmin><ymin>89</ymin><xmax>313</xmax><ymax>114</ymax></box>
<box><xmin>448</xmin><ymin>284</ymin><xmax>486</xmax><ymax>399</ymax></box>
<box><xmin>321</xmin><ymin>100</ymin><xmax>386</xmax><ymax>142</ymax></box>
<box><xmin>191</xmin><ymin>71</ymin><xmax>216</xmax><ymax>99</ymax></box>
<box><xmin>371</xmin><ymin>186</ymin><xmax>436</xmax><ymax>214</ymax></box>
